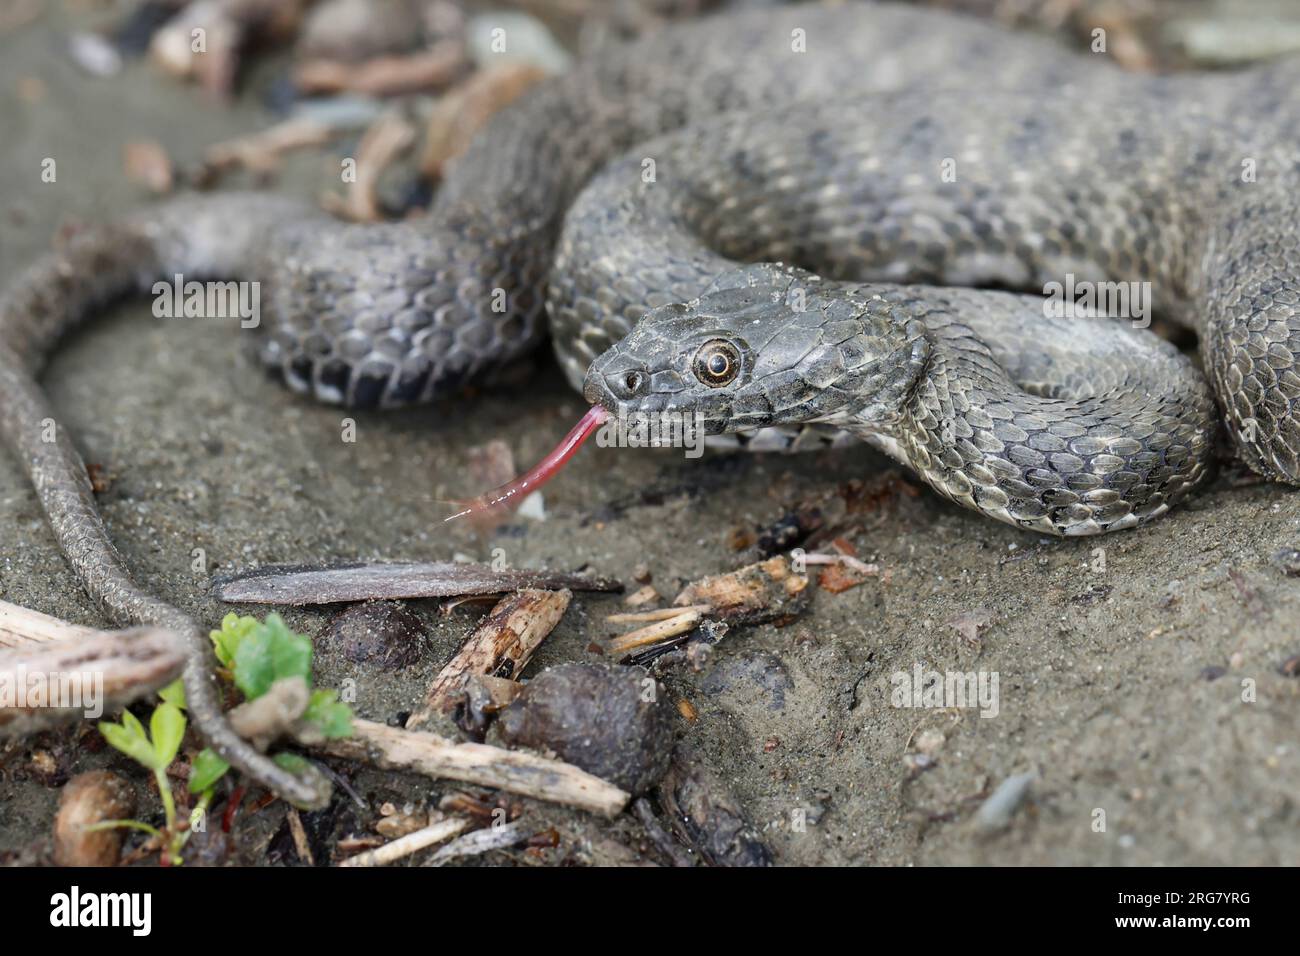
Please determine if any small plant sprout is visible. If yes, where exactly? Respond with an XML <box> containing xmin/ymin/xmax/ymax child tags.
<box><xmin>94</xmin><ymin>679</ymin><xmax>212</xmax><ymax>866</ymax></box>
<box><xmin>94</xmin><ymin>613</ymin><xmax>354</xmax><ymax>863</ymax></box>
<box><xmin>189</xmin><ymin>613</ymin><xmax>354</xmax><ymax>795</ymax></box>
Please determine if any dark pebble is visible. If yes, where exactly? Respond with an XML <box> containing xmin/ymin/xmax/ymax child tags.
<box><xmin>497</xmin><ymin>662</ymin><xmax>676</xmax><ymax>795</ymax></box>
<box><xmin>318</xmin><ymin>601</ymin><xmax>426</xmax><ymax>670</ymax></box>
<box><xmin>755</xmin><ymin>506</ymin><xmax>823</xmax><ymax>557</ymax></box>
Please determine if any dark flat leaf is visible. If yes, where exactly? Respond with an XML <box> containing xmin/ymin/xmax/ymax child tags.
<box><xmin>213</xmin><ymin>561</ymin><xmax>622</xmax><ymax>606</ymax></box>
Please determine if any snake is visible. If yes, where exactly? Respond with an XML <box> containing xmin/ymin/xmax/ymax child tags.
<box><xmin>2</xmin><ymin>2</ymin><xmax>1299</xmax><ymax>804</ymax></box>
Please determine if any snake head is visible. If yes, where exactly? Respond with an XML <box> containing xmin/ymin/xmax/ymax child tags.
<box><xmin>583</xmin><ymin>264</ymin><xmax>930</xmax><ymax>435</ymax></box>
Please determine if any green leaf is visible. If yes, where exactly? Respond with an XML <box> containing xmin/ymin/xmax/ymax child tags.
<box><xmin>158</xmin><ymin>679</ymin><xmax>186</xmax><ymax>710</ymax></box>
<box><xmin>272</xmin><ymin>752</ymin><xmax>312</xmax><ymax>775</ymax></box>
<box><xmin>100</xmin><ymin>718</ymin><xmax>160</xmax><ymax>771</ymax></box>
<box><xmin>303</xmin><ymin>688</ymin><xmax>354</xmax><ymax>740</ymax></box>
<box><xmin>120</xmin><ymin>708</ymin><xmax>146</xmax><ymax>742</ymax></box>
<box><xmin>188</xmin><ymin>748</ymin><xmax>230</xmax><ymax>793</ymax></box>
<box><xmin>209</xmin><ymin>612</ymin><xmax>260</xmax><ymax>668</ymax></box>
<box><xmin>150</xmin><ymin>702</ymin><xmax>187</xmax><ymax>767</ymax></box>
<box><xmin>232</xmin><ymin>613</ymin><xmax>312</xmax><ymax>700</ymax></box>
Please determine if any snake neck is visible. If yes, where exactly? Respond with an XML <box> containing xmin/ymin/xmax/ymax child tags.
<box><xmin>862</xmin><ymin>292</ymin><xmax>1217</xmax><ymax>536</ymax></box>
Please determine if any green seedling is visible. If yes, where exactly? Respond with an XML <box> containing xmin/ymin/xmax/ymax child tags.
<box><xmin>189</xmin><ymin>613</ymin><xmax>354</xmax><ymax>794</ymax></box>
<box><xmin>96</xmin><ymin>613</ymin><xmax>354</xmax><ymax>863</ymax></box>
<box><xmin>93</xmin><ymin>680</ymin><xmax>211</xmax><ymax>866</ymax></box>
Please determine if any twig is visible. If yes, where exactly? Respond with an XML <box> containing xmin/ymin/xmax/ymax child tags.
<box><xmin>605</xmin><ymin>604</ymin><xmax>711</xmax><ymax>625</ymax></box>
<box><xmin>0</xmin><ymin>599</ymin><xmax>98</xmax><ymax>648</ymax></box>
<box><xmin>339</xmin><ymin>815</ymin><xmax>473</xmax><ymax>867</ymax></box>
<box><xmin>295</xmin><ymin>40</ymin><xmax>468</xmax><ymax>96</ymax></box>
<box><xmin>424</xmin><ymin>820</ymin><xmax>528</xmax><ymax>866</ymax></box>
<box><xmin>286</xmin><ymin>807</ymin><xmax>314</xmax><ymax>866</ymax></box>
<box><xmin>320</xmin><ymin>718</ymin><xmax>629</xmax><ymax>817</ymax></box>
<box><xmin>202</xmin><ymin>118</ymin><xmax>335</xmax><ymax>177</ymax></box>
<box><xmin>0</xmin><ymin>618</ymin><xmax>186</xmax><ymax>735</ymax></box>
<box><xmin>606</xmin><ymin>609</ymin><xmax>702</xmax><ymax>656</ymax></box>
<box><xmin>320</xmin><ymin>110</ymin><xmax>418</xmax><ymax>223</ymax></box>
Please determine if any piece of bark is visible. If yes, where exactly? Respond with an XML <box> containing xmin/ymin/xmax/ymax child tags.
<box><xmin>321</xmin><ymin>718</ymin><xmax>628</xmax><ymax>817</ymax></box>
<box><xmin>213</xmin><ymin>561</ymin><xmax>621</xmax><ymax>605</ymax></box>
<box><xmin>623</xmin><ymin>584</ymin><xmax>660</xmax><ymax>608</ymax></box>
<box><xmin>406</xmin><ymin>588</ymin><xmax>570</xmax><ymax>728</ymax></box>
<box><xmin>455</xmin><ymin>674</ymin><xmax>523</xmax><ymax>738</ymax></box>
<box><xmin>634</xmin><ymin>797</ymin><xmax>695</xmax><ymax>867</ymax></box>
<box><xmin>657</xmin><ymin>743</ymin><xmax>773</xmax><ymax>867</ymax></box>
<box><xmin>0</xmin><ymin>627</ymin><xmax>186</xmax><ymax>736</ymax></box>
<box><xmin>419</xmin><ymin>62</ymin><xmax>548</xmax><ymax>178</ymax></box>
<box><xmin>673</xmin><ymin>556</ymin><xmax>809</xmax><ymax>625</ymax></box>
<box><xmin>122</xmin><ymin>140</ymin><xmax>174</xmax><ymax>194</ymax></box>
<box><xmin>294</xmin><ymin>41</ymin><xmax>468</xmax><ymax>96</ymax></box>
<box><xmin>320</xmin><ymin>110</ymin><xmax>417</xmax><ymax>222</ymax></box>
<box><xmin>0</xmin><ymin>599</ymin><xmax>98</xmax><ymax>648</ymax></box>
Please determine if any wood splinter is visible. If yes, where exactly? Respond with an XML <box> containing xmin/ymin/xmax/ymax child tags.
<box><xmin>406</xmin><ymin>588</ymin><xmax>571</xmax><ymax>728</ymax></box>
<box><xmin>321</xmin><ymin>718</ymin><xmax>630</xmax><ymax>817</ymax></box>
<box><xmin>0</xmin><ymin>600</ymin><xmax>185</xmax><ymax>736</ymax></box>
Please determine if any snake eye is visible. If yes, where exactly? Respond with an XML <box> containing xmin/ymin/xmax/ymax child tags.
<box><xmin>693</xmin><ymin>339</ymin><xmax>741</xmax><ymax>388</ymax></box>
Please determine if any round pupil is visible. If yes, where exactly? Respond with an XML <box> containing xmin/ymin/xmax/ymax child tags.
<box><xmin>707</xmin><ymin>352</ymin><xmax>729</xmax><ymax>376</ymax></box>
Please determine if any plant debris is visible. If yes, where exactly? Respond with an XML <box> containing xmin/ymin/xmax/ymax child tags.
<box><xmin>212</xmin><ymin>560</ymin><xmax>621</xmax><ymax>605</ymax></box>
<box><xmin>407</xmin><ymin>588</ymin><xmax>571</xmax><ymax>727</ymax></box>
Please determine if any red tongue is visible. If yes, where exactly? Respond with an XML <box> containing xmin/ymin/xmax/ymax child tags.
<box><xmin>444</xmin><ymin>404</ymin><xmax>610</xmax><ymax>523</ymax></box>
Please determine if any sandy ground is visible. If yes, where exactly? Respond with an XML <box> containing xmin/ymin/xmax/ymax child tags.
<box><xmin>1</xmin><ymin>2</ymin><xmax>1299</xmax><ymax>866</ymax></box>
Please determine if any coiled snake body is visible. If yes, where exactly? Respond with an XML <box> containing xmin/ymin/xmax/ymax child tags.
<box><xmin>3</xmin><ymin>3</ymin><xmax>1299</xmax><ymax>802</ymax></box>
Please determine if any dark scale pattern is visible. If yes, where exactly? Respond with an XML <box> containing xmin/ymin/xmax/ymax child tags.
<box><xmin>552</xmin><ymin>76</ymin><xmax>1300</xmax><ymax>533</ymax></box>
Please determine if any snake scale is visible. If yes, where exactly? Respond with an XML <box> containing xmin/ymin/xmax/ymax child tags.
<box><xmin>3</xmin><ymin>2</ymin><xmax>1300</xmax><ymax>803</ymax></box>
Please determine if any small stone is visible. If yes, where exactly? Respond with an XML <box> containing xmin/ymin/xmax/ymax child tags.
<box><xmin>497</xmin><ymin>662</ymin><xmax>675</xmax><ymax>795</ymax></box>
<box><xmin>54</xmin><ymin>771</ymin><xmax>136</xmax><ymax>866</ymax></box>
<box><xmin>974</xmin><ymin>772</ymin><xmax>1035</xmax><ymax>832</ymax></box>
<box><xmin>68</xmin><ymin>32</ymin><xmax>122</xmax><ymax>77</ymax></box>
<box><xmin>914</xmin><ymin>729</ymin><xmax>946</xmax><ymax>756</ymax></box>
<box><xmin>318</xmin><ymin>601</ymin><xmax>426</xmax><ymax>670</ymax></box>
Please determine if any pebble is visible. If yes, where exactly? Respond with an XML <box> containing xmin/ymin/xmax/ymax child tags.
<box><xmin>974</xmin><ymin>772</ymin><xmax>1035</xmax><ymax>832</ymax></box>
<box><xmin>318</xmin><ymin>601</ymin><xmax>426</xmax><ymax>670</ymax></box>
<box><xmin>497</xmin><ymin>662</ymin><xmax>675</xmax><ymax>795</ymax></box>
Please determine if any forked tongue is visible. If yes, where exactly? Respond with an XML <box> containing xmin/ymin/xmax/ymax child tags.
<box><xmin>444</xmin><ymin>404</ymin><xmax>610</xmax><ymax>523</ymax></box>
